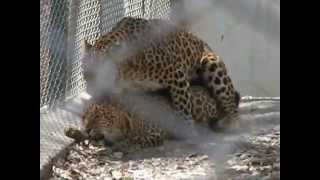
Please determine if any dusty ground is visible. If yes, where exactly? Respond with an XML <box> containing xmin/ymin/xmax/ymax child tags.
<box><xmin>51</xmin><ymin>126</ymin><xmax>279</xmax><ymax>180</ymax></box>
<box><xmin>48</xmin><ymin>99</ymin><xmax>280</xmax><ymax>180</ymax></box>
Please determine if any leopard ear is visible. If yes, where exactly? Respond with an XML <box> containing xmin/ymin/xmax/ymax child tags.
<box><xmin>80</xmin><ymin>39</ymin><xmax>95</xmax><ymax>82</ymax></box>
<box><xmin>80</xmin><ymin>39</ymin><xmax>93</xmax><ymax>61</ymax></box>
<box><xmin>84</xmin><ymin>39</ymin><xmax>93</xmax><ymax>49</ymax></box>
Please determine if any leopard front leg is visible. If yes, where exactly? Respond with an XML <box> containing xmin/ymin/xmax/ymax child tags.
<box><xmin>131</xmin><ymin>132</ymin><xmax>165</xmax><ymax>148</ymax></box>
<box><xmin>167</xmin><ymin>70</ymin><xmax>198</xmax><ymax>134</ymax></box>
<box><xmin>200</xmin><ymin>53</ymin><xmax>241</xmax><ymax>129</ymax></box>
<box><xmin>64</xmin><ymin>127</ymin><xmax>89</xmax><ymax>142</ymax></box>
<box><xmin>111</xmin><ymin>132</ymin><xmax>165</xmax><ymax>153</ymax></box>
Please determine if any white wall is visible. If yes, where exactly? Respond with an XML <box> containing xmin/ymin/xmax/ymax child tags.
<box><xmin>179</xmin><ymin>0</ymin><xmax>280</xmax><ymax>97</ymax></box>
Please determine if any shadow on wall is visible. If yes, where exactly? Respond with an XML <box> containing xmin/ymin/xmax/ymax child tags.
<box><xmin>173</xmin><ymin>0</ymin><xmax>280</xmax><ymax>97</ymax></box>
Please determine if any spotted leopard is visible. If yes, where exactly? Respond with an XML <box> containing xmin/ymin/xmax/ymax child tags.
<box><xmin>81</xmin><ymin>17</ymin><xmax>240</xmax><ymax>128</ymax></box>
<box><xmin>65</xmin><ymin>97</ymin><xmax>169</xmax><ymax>152</ymax></box>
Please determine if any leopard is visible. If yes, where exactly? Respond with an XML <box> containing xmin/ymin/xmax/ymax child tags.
<box><xmin>65</xmin><ymin>96</ymin><xmax>169</xmax><ymax>152</ymax></box>
<box><xmin>65</xmin><ymin>85</ymin><xmax>220</xmax><ymax>152</ymax></box>
<box><xmin>81</xmin><ymin>16</ymin><xmax>240</xmax><ymax>129</ymax></box>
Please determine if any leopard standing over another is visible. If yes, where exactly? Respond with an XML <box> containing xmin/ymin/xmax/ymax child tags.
<box><xmin>81</xmin><ymin>17</ymin><xmax>240</xmax><ymax>129</ymax></box>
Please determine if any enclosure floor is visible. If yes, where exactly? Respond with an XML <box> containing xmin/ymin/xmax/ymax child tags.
<box><xmin>40</xmin><ymin>93</ymin><xmax>89</xmax><ymax>172</ymax></box>
<box><xmin>46</xmin><ymin>99</ymin><xmax>280</xmax><ymax>180</ymax></box>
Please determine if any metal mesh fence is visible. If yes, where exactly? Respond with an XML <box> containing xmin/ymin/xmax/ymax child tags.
<box><xmin>40</xmin><ymin>0</ymin><xmax>171</xmax><ymax>110</ymax></box>
<box><xmin>40</xmin><ymin>0</ymin><xmax>171</xmax><ymax>175</ymax></box>
<box><xmin>40</xmin><ymin>0</ymin><xmax>69</xmax><ymax>108</ymax></box>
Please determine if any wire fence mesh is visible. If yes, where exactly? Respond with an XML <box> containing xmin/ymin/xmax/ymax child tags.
<box><xmin>40</xmin><ymin>0</ymin><xmax>171</xmax><ymax>110</ymax></box>
<box><xmin>40</xmin><ymin>0</ymin><xmax>171</xmax><ymax>175</ymax></box>
<box><xmin>40</xmin><ymin>0</ymin><xmax>69</xmax><ymax>108</ymax></box>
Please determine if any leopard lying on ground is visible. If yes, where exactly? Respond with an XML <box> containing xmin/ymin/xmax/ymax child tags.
<box><xmin>65</xmin><ymin>97</ymin><xmax>168</xmax><ymax>152</ymax></box>
<box><xmin>81</xmin><ymin>17</ymin><xmax>240</xmax><ymax>129</ymax></box>
<box><xmin>65</xmin><ymin>86</ymin><xmax>220</xmax><ymax>151</ymax></box>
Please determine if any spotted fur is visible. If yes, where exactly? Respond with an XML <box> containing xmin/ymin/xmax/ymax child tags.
<box><xmin>64</xmin><ymin>86</ymin><xmax>220</xmax><ymax>151</ymax></box>
<box><xmin>81</xmin><ymin>17</ymin><xmax>240</xmax><ymax>128</ymax></box>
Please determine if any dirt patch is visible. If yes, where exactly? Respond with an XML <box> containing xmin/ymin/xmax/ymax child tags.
<box><xmin>50</xmin><ymin>124</ymin><xmax>279</xmax><ymax>179</ymax></box>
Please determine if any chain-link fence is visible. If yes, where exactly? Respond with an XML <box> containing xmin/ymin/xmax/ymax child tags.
<box><xmin>40</xmin><ymin>0</ymin><xmax>171</xmax><ymax>177</ymax></box>
<box><xmin>40</xmin><ymin>0</ymin><xmax>171</xmax><ymax>110</ymax></box>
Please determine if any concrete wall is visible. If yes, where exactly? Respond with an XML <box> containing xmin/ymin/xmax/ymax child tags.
<box><xmin>179</xmin><ymin>0</ymin><xmax>280</xmax><ymax>97</ymax></box>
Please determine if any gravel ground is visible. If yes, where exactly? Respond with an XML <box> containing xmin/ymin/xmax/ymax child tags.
<box><xmin>45</xmin><ymin>98</ymin><xmax>280</xmax><ymax>180</ymax></box>
<box><xmin>49</xmin><ymin>125</ymin><xmax>279</xmax><ymax>180</ymax></box>
<box><xmin>218</xmin><ymin>125</ymin><xmax>280</xmax><ymax>180</ymax></box>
